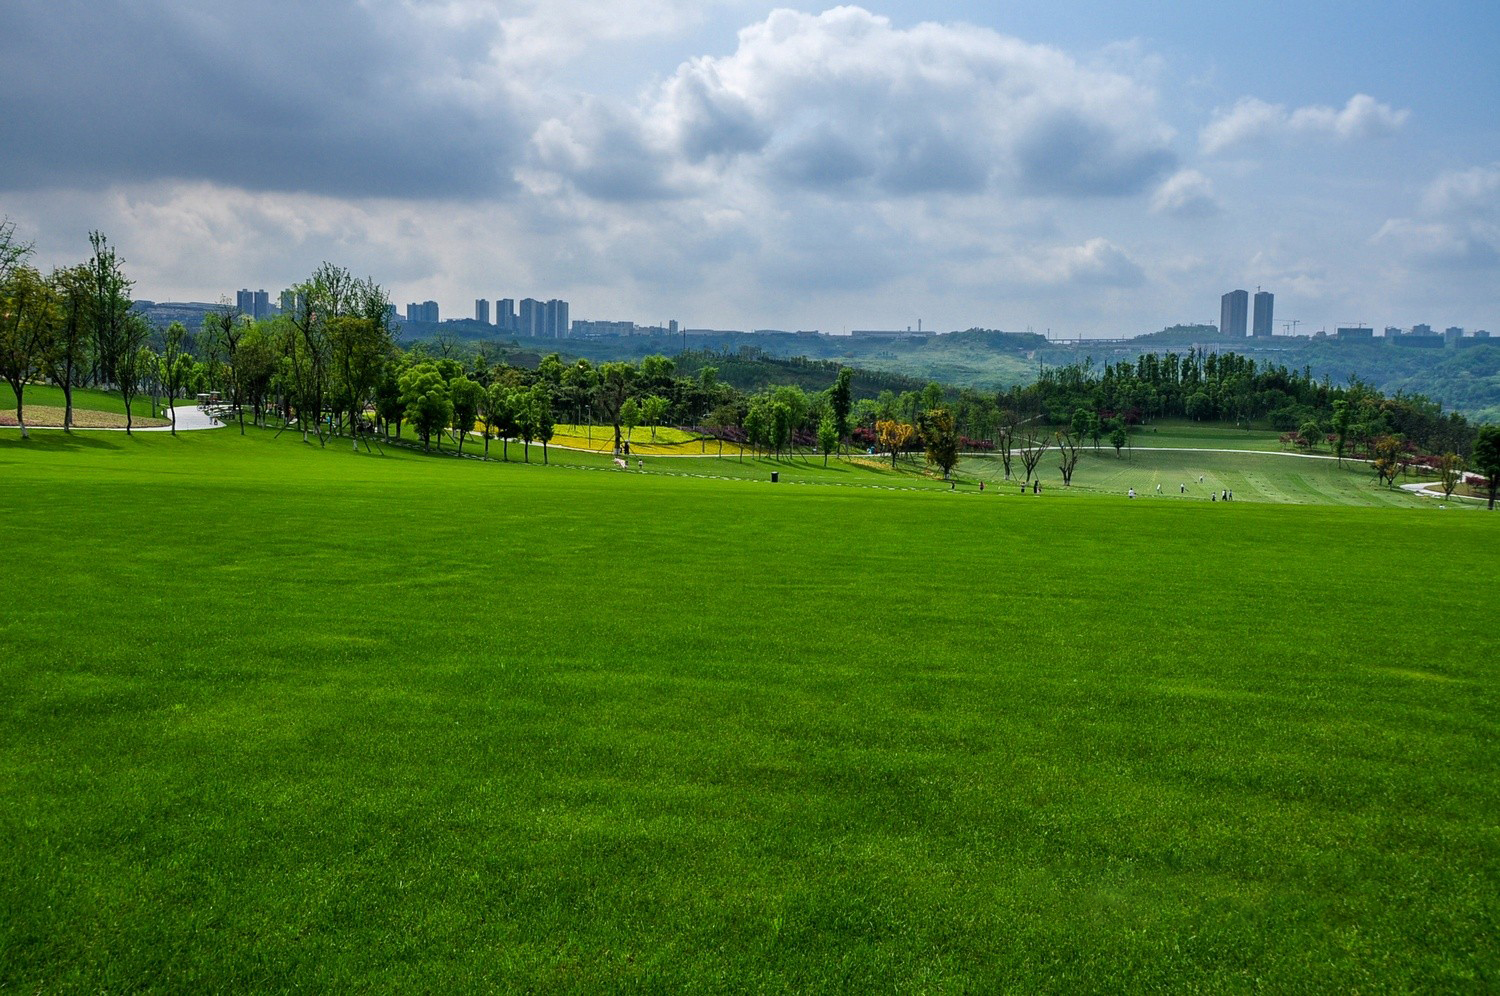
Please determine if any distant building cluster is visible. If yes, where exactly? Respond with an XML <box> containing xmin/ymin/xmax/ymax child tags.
<box><xmin>1375</xmin><ymin>325</ymin><xmax>1490</xmax><ymax>348</ymax></box>
<box><xmin>406</xmin><ymin>300</ymin><xmax>439</xmax><ymax>323</ymax></box>
<box><xmin>469</xmin><ymin>297</ymin><xmax>570</xmax><ymax>337</ymax></box>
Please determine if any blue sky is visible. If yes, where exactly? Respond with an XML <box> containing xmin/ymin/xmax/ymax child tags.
<box><xmin>3</xmin><ymin>1</ymin><xmax>1496</xmax><ymax>337</ymax></box>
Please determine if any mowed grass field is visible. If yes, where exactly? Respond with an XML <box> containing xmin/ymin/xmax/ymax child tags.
<box><xmin>1</xmin><ymin>427</ymin><xmax>1496</xmax><ymax>991</ymax></box>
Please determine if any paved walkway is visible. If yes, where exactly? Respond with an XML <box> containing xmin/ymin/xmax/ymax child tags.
<box><xmin>1399</xmin><ymin>480</ymin><xmax>1487</xmax><ymax>503</ymax></box>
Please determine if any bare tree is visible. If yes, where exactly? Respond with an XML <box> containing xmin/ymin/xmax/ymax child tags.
<box><xmin>1017</xmin><ymin>430</ymin><xmax>1050</xmax><ymax>483</ymax></box>
<box><xmin>1056</xmin><ymin>429</ymin><xmax>1081</xmax><ymax>487</ymax></box>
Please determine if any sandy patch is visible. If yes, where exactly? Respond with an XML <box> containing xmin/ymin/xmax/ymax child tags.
<box><xmin>0</xmin><ymin>405</ymin><xmax>171</xmax><ymax>429</ymax></box>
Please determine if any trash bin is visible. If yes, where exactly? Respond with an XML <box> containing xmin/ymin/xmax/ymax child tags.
<box><xmin>771</xmin><ymin>472</ymin><xmax>779</xmax><ymax>483</ymax></box>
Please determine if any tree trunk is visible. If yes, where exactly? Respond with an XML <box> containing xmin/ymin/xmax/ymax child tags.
<box><xmin>11</xmin><ymin>386</ymin><xmax>26</xmax><ymax>440</ymax></box>
<box><xmin>62</xmin><ymin>382</ymin><xmax>73</xmax><ymax>432</ymax></box>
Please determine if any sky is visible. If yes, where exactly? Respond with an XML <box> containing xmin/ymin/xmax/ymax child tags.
<box><xmin>2</xmin><ymin>0</ymin><xmax>1497</xmax><ymax>337</ymax></box>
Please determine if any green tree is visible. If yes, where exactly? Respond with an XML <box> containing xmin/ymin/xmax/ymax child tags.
<box><xmin>1331</xmin><ymin>399</ymin><xmax>1352</xmax><ymax>466</ymax></box>
<box><xmin>1109</xmin><ymin>420</ymin><xmax>1128</xmax><ymax>456</ymax></box>
<box><xmin>1371</xmin><ymin>435</ymin><xmax>1407</xmax><ymax>489</ymax></box>
<box><xmin>116</xmin><ymin>312</ymin><xmax>153</xmax><ymax>434</ymax></box>
<box><xmin>818</xmin><ymin>413</ymin><xmax>838</xmax><ymax>468</ymax></box>
<box><xmin>448</xmin><ymin>375</ymin><xmax>483</xmax><ymax>455</ymax></box>
<box><xmin>532</xmin><ymin>385</ymin><xmax>556</xmax><ymax>464</ymax></box>
<box><xmin>46</xmin><ymin>264</ymin><xmax>92</xmax><ymax>432</ymax></box>
<box><xmin>922</xmin><ymin>407</ymin><xmax>960</xmax><ymax>479</ymax></box>
<box><xmin>1299</xmin><ymin>419</ymin><xmax>1322</xmax><ymax>451</ymax></box>
<box><xmin>1473</xmin><ymin>426</ymin><xmax>1500</xmax><ymax>509</ymax></box>
<box><xmin>620</xmin><ymin>396</ymin><xmax>640</xmax><ymax>443</ymax></box>
<box><xmin>202</xmin><ymin>304</ymin><xmax>247</xmax><ymax>433</ymax></box>
<box><xmin>831</xmin><ymin>367</ymin><xmax>853</xmax><ymax>451</ymax></box>
<box><xmin>159</xmin><ymin>322</ymin><xmax>188</xmax><ymax>435</ymax></box>
<box><xmin>398</xmin><ymin>362</ymin><xmax>452</xmax><ymax>451</ymax></box>
<box><xmin>641</xmin><ymin>394</ymin><xmax>669</xmax><ymax>442</ymax></box>
<box><xmin>0</xmin><ymin>264</ymin><xmax>57</xmax><ymax>439</ymax></box>
<box><xmin>1438</xmin><ymin>452</ymin><xmax>1465</xmax><ymax>500</ymax></box>
<box><xmin>84</xmin><ymin>232</ymin><xmax>134</xmax><ymax>412</ymax></box>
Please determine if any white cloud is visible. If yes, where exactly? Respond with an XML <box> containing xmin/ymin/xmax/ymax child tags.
<box><xmin>1201</xmin><ymin>93</ymin><xmax>1408</xmax><ymax>155</ymax></box>
<box><xmin>532</xmin><ymin>6</ymin><xmax>1175</xmax><ymax>202</ymax></box>
<box><xmin>1377</xmin><ymin>162</ymin><xmax>1500</xmax><ymax>267</ymax></box>
<box><xmin>1151</xmin><ymin>170</ymin><xmax>1220</xmax><ymax>218</ymax></box>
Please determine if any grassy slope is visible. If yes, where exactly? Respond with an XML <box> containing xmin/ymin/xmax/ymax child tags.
<box><xmin>0</xmin><ymin>382</ymin><xmax>167</xmax><ymax>422</ymax></box>
<box><xmin>1</xmin><ymin>429</ymin><xmax>1495</xmax><ymax>991</ymax></box>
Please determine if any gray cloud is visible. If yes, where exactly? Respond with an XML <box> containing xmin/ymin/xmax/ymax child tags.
<box><xmin>533</xmin><ymin>6</ymin><xmax>1176</xmax><ymax>203</ymax></box>
<box><xmin>0</xmin><ymin>1</ymin><xmax>526</xmax><ymax>198</ymax></box>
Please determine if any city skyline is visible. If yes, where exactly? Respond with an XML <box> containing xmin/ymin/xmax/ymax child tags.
<box><xmin>4</xmin><ymin>2</ymin><xmax>1496</xmax><ymax>336</ymax></box>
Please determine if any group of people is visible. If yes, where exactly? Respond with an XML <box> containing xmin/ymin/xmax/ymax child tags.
<box><xmin>1128</xmin><ymin>480</ymin><xmax>1233</xmax><ymax>501</ymax></box>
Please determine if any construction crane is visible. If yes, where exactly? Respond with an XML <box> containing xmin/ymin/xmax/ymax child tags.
<box><xmin>1281</xmin><ymin>320</ymin><xmax>1302</xmax><ymax>336</ymax></box>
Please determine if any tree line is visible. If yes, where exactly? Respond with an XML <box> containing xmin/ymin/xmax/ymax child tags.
<box><xmin>5</xmin><ymin>227</ymin><xmax>1494</xmax><ymax>502</ymax></box>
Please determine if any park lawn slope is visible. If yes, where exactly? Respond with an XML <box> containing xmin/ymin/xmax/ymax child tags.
<box><xmin>1</xmin><ymin>383</ymin><xmax>170</xmax><ymax>427</ymax></box>
<box><xmin>1</xmin><ymin>429</ymin><xmax>1495</xmax><ymax>991</ymax></box>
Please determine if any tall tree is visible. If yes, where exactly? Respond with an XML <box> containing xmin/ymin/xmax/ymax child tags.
<box><xmin>203</xmin><ymin>304</ymin><xmax>247</xmax><ymax>433</ymax></box>
<box><xmin>448</xmin><ymin>375</ymin><xmax>482</xmax><ymax>455</ymax></box>
<box><xmin>328</xmin><ymin>312</ymin><xmax>391</xmax><ymax>451</ymax></box>
<box><xmin>831</xmin><ymin>367</ymin><xmax>853</xmax><ymax>453</ymax></box>
<box><xmin>1331</xmin><ymin>400</ymin><xmax>1352</xmax><ymax>467</ymax></box>
<box><xmin>398</xmin><ymin>362</ymin><xmax>451</xmax><ymax>451</ymax></box>
<box><xmin>116</xmin><ymin>312</ymin><xmax>153</xmax><ymax>433</ymax></box>
<box><xmin>619</xmin><ymin>396</ymin><xmax>640</xmax><ymax>444</ymax></box>
<box><xmin>158</xmin><ymin>321</ymin><xmax>187</xmax><ymax>435</ymax></box>
<box><xmin>0</xmin><ymin>265</ymin><xmax>57</xmax><ymax>439</ymax></box>
<box><xmin>46</xmin><ymin>265</ymin><xmax>92</xmax><ymax>432</ymax></box>
<box><xmin>818</xmin><ymin>413</ymin><xmax>838</xmax><ymax>468</ymax></box>
<box><xmin>83</xmin><ymin>232</ymin><xmax>133</xmax><ymax>402</ymax></box>
<box><xmin>640</xmin><ymin>394</ymin><xmax>669</xmax><ymax>442</ymax></box>
<box><xmin>922</xmin><ymin>407</ymin><xmax>960</xmax><ymax>480</ymax></box>
<box><xmin>1473</xmin><ymin>426</ymin><xmax>1500</xmax><ymax>510</ymax></box>
<box><xmin>532</xmin><ymin>385</ymin><xmax>556</xmax><ymax>465</ymax></box>
<box><xmin>595</xmin><ymin>361</ymin><xmax>635</xmax><ymax>453</ymax></box>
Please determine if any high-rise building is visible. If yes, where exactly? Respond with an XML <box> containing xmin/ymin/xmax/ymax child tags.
<box><xmin>1220</xmin><ymin>289</ymin><xmax>1249</xmax><ymax>337</ymax></box>
<box><xmin>519</xmin><ymin>298</ymin><xmax>543</xmax><ymax>337</ymax></box>
<box><xmin>405</xmin><ymin>301</ymin><xmax>439</xmax><ymax>323</ymax></box>
<box><xmin>236</xmin><ymin>289</ymin><xmax>254</xmax><ymax>315</ymax></box>
<box><xmin>280</xmin><ymin>289</ymin><xmax>305</xmax><ymax>318</ymax></box>
<box><xmin>1252</xmin><ymin>290</ymin><xmax>1274</xmax><ymax>337</ymax></box>
<box><xmin>475</xmin><ymin>298</ymin><xmax>490</xmax><ymax>325</ymax></box>
<box><xmin>544</xmin><ymin>299</ymin><xmax>569</xmax><ymax>338</ymax></box>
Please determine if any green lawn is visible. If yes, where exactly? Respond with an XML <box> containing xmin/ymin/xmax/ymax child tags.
<box><xmin>1121</xmin><ymin>419</ymin><xmax>1292</xmax><ymax>451</ymax></box>
<box><xmin>1</xmin><ymin>382</ymin><xmax>169</xmax><ymax>422</ymax></box>
<box><xmin>960</xmin><ymin>446</ymin><xmax>1448</xmax><ymax>508</ymax></box>
<box><xmin>1</xmin><ymin>427</ymin><xmax>1495</xmax><ymax>991</ymax></box>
